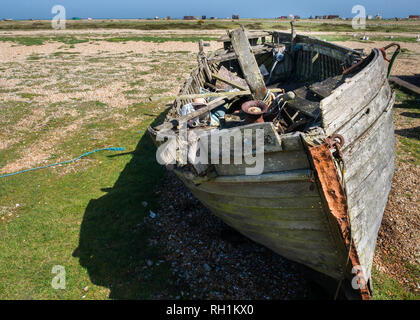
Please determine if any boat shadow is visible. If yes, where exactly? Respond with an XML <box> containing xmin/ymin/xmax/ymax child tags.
<box><xmin>395</xmin><ymin>126</ymin><xmax>420</xmax><ymax>140</ymax></box>
<box><xmin>72</xmin><ymin>110</ymin><xmax>170</xmax><ymax>299</ymax></box>
<box><xmin>72</xmin><ymin>107</ymin><xmax>333</xmax><ymax>300</ymax></box>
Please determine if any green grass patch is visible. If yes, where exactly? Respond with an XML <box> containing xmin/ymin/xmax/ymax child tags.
<box><xmin>372</xmin><ymin>267</ymin><xmax>419</xmax><ymax>300</ymax></box>
<box><xmin>392</xmin><ymin>89</ymin><xmax>420</xmax><ymax>165</ymax></box>
<box><xmin>129</xmin><ymin>80</ymin><xmax>146</xmax><ymax>87</ymax></box>
<box><xmin>0</xmin><ymin>36</ymin><xmax>90</xmax><ymax>46</ymax></box>
<box><xmin>2</xmin><ymin>19</ymin><xmax>420</xmax><ymax>33</ymax></box>
<box><xmin>0</xmin><ymin>99</ymin><xmax>178</xmax><ymax>299</ymax></box>
<box><xmin>18</xmin><ymin>92</ymin><xmax>44</xmax><ymax>99</ymax></box>
<box><xmin>53</xmin><ymin>51</ymin><xmax>80</xmax><ymax>57</ymax></box>
<box><xmin>0</xmin><ymin>36</ymin><xmax>46</xmax><ymax>46</ymax></box>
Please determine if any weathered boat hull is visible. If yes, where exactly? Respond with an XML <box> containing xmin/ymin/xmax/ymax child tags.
<box><xmin>149</xmin><ymin>33</ymin><xmax>396</xmax><ymax>298</ymax></box>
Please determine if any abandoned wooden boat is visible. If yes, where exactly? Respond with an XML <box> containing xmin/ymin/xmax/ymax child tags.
<box><xmin>148</xmin><ymin>27</ymin><xmax>400</xmax><ymax>299</ymax></box>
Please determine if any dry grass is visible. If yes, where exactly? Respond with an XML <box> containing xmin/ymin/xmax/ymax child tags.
<box><xmin>0</xmin><ymin>36</ymin><xmax>211</xmax><ymax>173</ymax></box>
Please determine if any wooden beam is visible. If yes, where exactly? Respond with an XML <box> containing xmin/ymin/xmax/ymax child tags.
<box><xmin>148</xmin><ymin>88</ymin><xmax>284</xmax><ymax>102</ymax></box>
<box><xmin>154</xmin><ymin>97</ymin><xmax>228</xmax><ymax>131</ymax></box>
<box><xmin>217</xmin><ymin>31</ymin><xmax>270</xmax><ymax>42</ymax></box>
<box><xmin>389</xmin><ymin>76</ymin><xmax>420</xmax><ymax>95</ymax></box>
<box><xmin>207</xmin><ymin>45</ymin><xmax>271</xmax><ymax>63</ymax></box>
<box><xmin>228</xmin><ymin>27</ymin><xmax>267</xmax><ymax>100</ymax></box>
<box><xmin>211</xmin><ymin>73</ymin><xmax>248</xmax><ymax>91</ymax></box>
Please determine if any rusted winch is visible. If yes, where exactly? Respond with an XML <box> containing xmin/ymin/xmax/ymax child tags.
<box><xmin>241</xmin><ymin>100</ymin><xmax>268</xmax><ymax>124</ymax></box>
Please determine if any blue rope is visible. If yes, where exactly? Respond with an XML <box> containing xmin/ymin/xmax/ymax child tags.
<box><xmin>0</xmin><ymin>147</ymin><xmax>125</xmax><ymax>179</ymax></box>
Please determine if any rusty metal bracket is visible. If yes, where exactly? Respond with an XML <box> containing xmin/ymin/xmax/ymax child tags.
<box><xmin>324</xmin><ymin>134</ymin><xmax>344</xmax><ymax>160</ymax></box>
<box><xmin>308</xmin><ymin>138</ymin><xmax>371</xmax><ymax>300</ymax></box>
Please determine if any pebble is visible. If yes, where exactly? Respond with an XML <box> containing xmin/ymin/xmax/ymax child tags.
<box><xmin>146</xmin><ymin>172</ymin><xmax>315</xmax><ymax>299</ymax></box>
<box><xmin>203</xmin><ymin>264</ymin><xmax>211</xmax><ymax>272</ymax></box>
<box><xmin>149</xmin><ymin>210</ymin><xmax>156</xmax><ymax>219</ymax></box>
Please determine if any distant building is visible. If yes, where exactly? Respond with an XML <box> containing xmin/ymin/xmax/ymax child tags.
<box><xmin>294</xmin><ymin>15</ymin><xmax>301</xmax><ymax>19</ymax></box>
<box><xmin>324</xmin><ymin>15</ymin><xmax>339</xmax><ymax>19</ymax></box>
<box><xmin>210</xmin><ymin>17</ymin><xmax>215</xmax><ymax>20</ymax></box>
<box><xmin>375</xmin><ymin>14</ymin><xmax>382</xmax><ymax>19</ymax></box>
<box><xmin>202</xmin><ymin>15</ymin><xmax>207</xmax><ymax>20</ymax></box>
<box><xmin>409</xmin><ymin>15</ymin><xmax>420</xmax><ymax>19</ymax></box>
<box><xmin>232</xmin><ymin>14</ymin><xmax>239</xmax><ymax>19</ymax></box>
<box><xmin>184</xmin><ymin>16</ymin><xmax>195</xmax><ymax>20</ymax></box>
<box><xmin>167</xmin><ymin>16</ymin><xmax>171</xmax><ymax>20</ymax></box>
<box><xmin>315</xmin><ymin>15</ymin><xmax>323</xmax><ymax>19</ymax></box>
<box><xmin>276</xmin><ymin>16</ymin><xmax>288</xmax><ymax>20</ymax></box>
<box><xmin>367</xmin><ymin>15</ymin><xmax>373</xmax><ymax>20</ymax></box>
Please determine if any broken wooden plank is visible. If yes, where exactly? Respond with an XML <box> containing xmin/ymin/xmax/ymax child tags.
<box><xmin>229</xmin><ymin>27</ymin><xmax>267</xmax><ymax>100</ymax></box>
<box><xmin>212</xmin><ymin>73</ymin><xmax>248</xmax><ymax>91</ymax></box>
<box><xmin>148</xmin><ymin>88</ymin><xmax>284</xmax><ymax>102</ymax></box>
<box><xmin>218</xmin><ymin>31</ymin><xmax>270</xmax><ymax>43</ymax></box>
<box><xmin>207</xmin><ymin>45</ymin><xmax>271</xmax><ymax>63</ymax></box>
<box><xmin>154</xmin><ymin>97</ymin><xmax>228</xmax><ymax>131</ymax></box>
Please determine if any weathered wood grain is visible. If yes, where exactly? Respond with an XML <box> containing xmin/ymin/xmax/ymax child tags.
<box><xmin>338</xmin><ymin>84</ymin><xmax>393</xmax><ymax>148</ymax></box>
<box><xmin>321</xmin><ymin>49</ymin><xmax>387</xmax><ymax>136</ymax></box>
<box><xmin>212</xmin><ymin>169</ymin><xmax>311</xmax><ymax>183</ymax></box>
<box><xmin>229</xmin><ymin>27</ymin><xmax>267</xmax><ymax>100</ymax></box>
<box><xmin>342</xmin><ymin>105</ymin><xmax>395</xmax><ymax>282</ymax></box>
<box><xmin>214</xmin><ymin>150</ymin><xmax>310</xmax><ymax>176</ymax></box>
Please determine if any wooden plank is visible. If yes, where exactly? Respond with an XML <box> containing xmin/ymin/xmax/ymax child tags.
<box><xmin>200</xmin><ymin>202</ymin><xmax>324</xmax><ymax>222</ymax></box>
<box><xmin>149</xmin><ymin>87</ymin><xmax>284</xmax><ymax>102</ymax></box>
<box><xmin>214</xmin><ymin>150</ymin><xmax>310</xmax><ymax>176</ymax></box>
<box><xmin>212</xmin><ymin>169</ymin><xmax>312</xmax><ymax>183</ymax></box>
<box><xmin>345</xmin><ymin>110</ymin><xmax>395</xmax><ymax>205</ymax></box>
<box><xmin>389</xmin><ymin>76</ymin><xmax>420</xmax><ymax>95</ymax></box>
<box><xmin>207</xmin><ymin>45</ymin><xmax>271</xmax><ymax>63</ymax></box>
<box><xmin>229</xmin><ymin>27</ymin><xmax>267</xmax><ymax>100</ymax></box>
<box><xmin>320</xmin><ymin>49</ymin><xmax>387</xmax><ymax>136</ymax></box>
<box><xmin>218</xmin><ymin>31</ymin><xmax>270</xmax><ymax>42</ymax></box>
<box><xmin>281</xmin><ymin>132</ymin><xmax>304</xmax><ymax>151</ymax></box>
<box><xmin>294</xmin><ymin>33</ymin><xmax>363</xmax><ymax>56</ymax></box>
<box><xmin>338</xmin><ymin>84</ymin><xmax>393</xmax><ymax>148</ymax></box>
<box><xmin>342</xmin><ymin>99</ymin><xmax>395</xmax><ymax>173</ymax></box>
<box><xmin>186</xmin><ymin>185</ymin><xmax>322</xmax><ymax>209</ymax></box>
<box><xmin>154</xmin><ymin>96</ymin><xmax>228</xmax><ymax>131</ymax></box>
<box><xmin>347</xmin><ymin>156</ymin><xmax>394</xmax><ymax>281</ymax></box>
<box><xmin>212</xmin><ymin>72</ymin><xmax>248</xmax><ymax>91</ymax></box>
<box><xmin>343</xmin><ymin>107</ymin><xmax>395</xmax><ymax>195</ymax></box>
<box><xmin>206</xmin><ymin>122</ymin><xmax>282</xmax><ymax>157</ymax></box>
<box><xmin>343</xmin><ymin>108</ymin><xmax>395</xmax><ymax>282</ymax></box>
<box><xmin>199</xmin><ymin>180</ymin><xmax>318</xmax><ymax>199</ymax></box>
<box><xmin>345</xmin><ymin>129</ymin><xmax>394</xmax><ymax>197</ymax></box>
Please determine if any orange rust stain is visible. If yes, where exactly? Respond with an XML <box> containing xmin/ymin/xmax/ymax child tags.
<box><xmin>309</xmin><ymin>143</ymin><xmax>371</xmax><ymax>300</ymax></box>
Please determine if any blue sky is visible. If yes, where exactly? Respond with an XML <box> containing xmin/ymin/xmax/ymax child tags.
<box><xmin>1</xmin><ymin>0</ymin><xmax>418</xmax><ymax>19</ymax></box>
